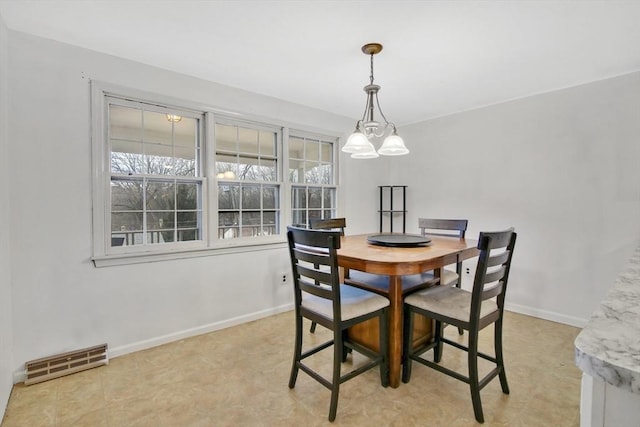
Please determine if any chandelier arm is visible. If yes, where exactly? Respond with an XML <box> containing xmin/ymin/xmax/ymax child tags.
<box><xmin>373</xmin><ymin>92</ymin><xmax>393</xmax><ymax>128</ymax></box>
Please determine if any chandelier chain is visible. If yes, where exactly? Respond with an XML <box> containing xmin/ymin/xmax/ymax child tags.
<box><xmin>369</xmin><ymin>53</ymin><xmax>375</xmax><ymax>85</ymax></box>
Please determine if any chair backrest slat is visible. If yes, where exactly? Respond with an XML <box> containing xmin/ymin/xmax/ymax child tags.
<box><xmin>296</xmin><ymin>265</ymin><xmax>332</xmax><ymax>287</ymax></box>
<box><xmin>293</xmin><ymin>247</ymin><xmax>330</xmax><ymax>265</ymax></box>
<box><xmin>309</xmin><ymin>218</ymin><xmax>346</xmax><ymax>235</ymax></box>
<box><xmin>482</xmin><ymin>265</ymin><xmax>506</xmax><ymax>286</ymax></box>
<box><xmin>299</xmin><ymin>279</ymin><xmax>333</xmax><ymax>299</ymax></box>
<box><xmin>487</xmin><ymin>250</ymin><xmax>510</xmax><ymax>268</ymax></box>
<box><xmin>418</xmin><ymin>218</ymin><xmax>468</xmax><ymax>238</ymax></box>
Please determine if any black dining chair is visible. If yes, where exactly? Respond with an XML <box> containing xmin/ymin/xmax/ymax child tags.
<box><xmin>419</xmin><ymin>218</ymin><xmax>469</xmax><ymax>335</ymax></box>
<box><xmin>402</xmin><ymin>228</ymin><xmax>517</xmax><ymax>423</ymax></box>
<box><xmin>418</xmin><ymin>218</ymin><xmax>468</xmax><ymax>289</ymax></box>
<box><xmin>287</xmin><ymin>226</ymin><xmax>389</xmax><ymax>422</ymax></box>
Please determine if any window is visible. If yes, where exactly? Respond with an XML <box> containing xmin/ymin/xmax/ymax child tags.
<box><xmin>108</xmin><ymin>102</ymin><xmax>204</xmax><ymax>248</ymax></box>
<box><xmin>91</xmin><ymin>82</ymin><xmax>339</xmax><ymax>265</ymax></box>
<box><xmin>289</xmin><ymin>133</ymin><xmax>337</xmax><ymax>227</ymax></box>
<box><xmin>215</xmin><ymin>120</ymin><xmax>281</xmax><ymax>239</ymax></box>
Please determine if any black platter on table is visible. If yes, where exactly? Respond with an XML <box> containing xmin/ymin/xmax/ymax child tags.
<box><xmin>366</xmin><ymin>233</ymin><xmax>432</xmax><ymax>247</ymax></box>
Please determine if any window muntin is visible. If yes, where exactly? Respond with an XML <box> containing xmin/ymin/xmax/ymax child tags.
<box><xmin>108</xmin><ymin>100</ymin><xmax>204</xmax><ymax>248</ymax></box>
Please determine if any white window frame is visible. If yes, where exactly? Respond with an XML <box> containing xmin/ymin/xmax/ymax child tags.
<box><xmin>91</xmin><ymin>81</ymin><xmax>340</xmax><ymax>267</ymax></box>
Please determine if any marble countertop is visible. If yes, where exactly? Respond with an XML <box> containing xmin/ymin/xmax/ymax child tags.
<box><xmin>574</xmin><ymin>244</ymin><xmax>640</xmax><ymax>394</ymax></box>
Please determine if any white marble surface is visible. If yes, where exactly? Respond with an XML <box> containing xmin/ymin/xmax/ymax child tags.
<box><xmin>575</xmin><ymin>245</ymin><xmax>640</xmax><ymax>394</ymax></box>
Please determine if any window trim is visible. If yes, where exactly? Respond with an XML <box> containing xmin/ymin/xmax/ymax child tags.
<box><xmin>90</xmin><ymin>81</ymin><xmax>340</xmax><ymax>267</ymax></box>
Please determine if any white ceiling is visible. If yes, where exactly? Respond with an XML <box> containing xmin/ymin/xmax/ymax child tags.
<box><xmin>2</xmin><ymin>0</ymin><xmax>640</xmax><ymax>125</ymax></box>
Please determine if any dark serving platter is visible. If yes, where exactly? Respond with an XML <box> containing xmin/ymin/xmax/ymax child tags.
<box><xmin>367</xmin><ymin>233</ymin><xmax>432</xmax><ymax>247</ymax></box>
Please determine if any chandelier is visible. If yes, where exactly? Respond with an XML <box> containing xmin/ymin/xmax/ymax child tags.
<box><xmin>342</xmin><ymin>43</ymin><xmax>409</xmax><ymax>159</ymax></box>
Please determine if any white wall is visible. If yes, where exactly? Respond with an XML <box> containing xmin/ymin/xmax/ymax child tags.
<box><xmin>7</xmin><ymin>31</ymin><xmax>353</xmax><ymax>378</ymax></box>
<box><xmin>390</xmin><ymin>72</ymin><xmax>640</xmax><ymax>324</ymax></box>
<box><xmin>0</xmin><ymin>13</ymin><xmax>14</xmax><ymax>418</ymax></box>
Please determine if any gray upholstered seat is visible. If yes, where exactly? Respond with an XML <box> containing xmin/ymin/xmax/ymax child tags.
<box><xmin>302</xmin><ymin>283</ymin><xmax>389</xmax><ymax>321</ymax></box>
<box><xmin>404</xmin><ymin>285</ymin><xmax>498</xmax><ymax>325</ymax></box>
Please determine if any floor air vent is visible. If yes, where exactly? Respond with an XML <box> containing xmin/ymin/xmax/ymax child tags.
<box><xmin>24</xmin><ymin>343</ymin><xmax>108</xmax><ymax>385</ymax></box>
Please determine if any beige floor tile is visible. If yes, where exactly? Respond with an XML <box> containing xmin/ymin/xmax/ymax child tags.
<box><xmin>1</xmin><ymin>310</ymin><xmax>582</xmax><ymax>426</ymax></box>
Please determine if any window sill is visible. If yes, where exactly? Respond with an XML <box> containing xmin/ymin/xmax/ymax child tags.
<box><xmin>92</xmin><ymin>238</ymin><xmax>287</xmax><ymax>267</ymax></box>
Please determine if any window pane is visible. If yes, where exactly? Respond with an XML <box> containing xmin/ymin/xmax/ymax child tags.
<box><xmin>292</xmin><ymin>210</ymin><xmax>307</xmax><ymax>228</ymax></box>
<box><xmin>215</xmin><ymin>124</ymin><xmax>237</xmax><ymax>152</ymax></box>
<box><xmin>306</xmin><ymin>140</ymin><xmax>320</xmax><ymax>161</ymax></box>
<box><xmin>219</xmin><ymin>212</ymin><xmax>238</xmax><ymax>227</ymax></box>
<box><xmin>238</xmin><ymin>128</ymin><xmax>258</xmax><ymax>154</ymax></box>
<box><xmin>323</xmin><ymin>209</ymin><xmax>335</xmax><ymax>218</ymax></box>
<box><xmin>218</xmin><ymin>184</ymin><xmax>239</xmax><ymax>209</ymax></box>
<box><xmin>292</xmin><ymin>187</ymin><xmax>306</xmax><ymax>209</ymax></box>
<box><xmin>110</xmin><ymin>105</ymin><xmax>143</xmax><ymax>174</ymax></box>
<box><xmin>143</xmin><ymin>110</ymin><xmax>173</xmax><ymax>145</ymax></box>
<box><xmin>111</xmin><ymin>212</ymin><xmax>143</xmax><ymax>246</ymax></box>
<box><xmin>242</xmin><ymin>186</ymin><xmax>261</xmax><ymax>209</ymax></box>
<box><xmin>321</xmin><ymin>142</ymin><xmax>332</xmax><ymax>162</ymax></box>
<box><xmin>308</xmin><ymin>188</ymin><xmax>322</xmax><ymax>208</ymax></box>
<box><xmin>111</xmin><ymin>179</ymin><xmax>143</xmax><ymax>211</ymax></box>
<box><xmin>263</xmin><ymin>211</ymin><xmax>277</xmax><ymax>235</ymax></box>
<box><xmin>304</xmin><ymin>162</ymin><xmax>325</xmax><ymax>184</ymax></box>
<box><xmin>289</xmin><ymin>158</ymin><xmax>301</xmax><ymax>183</ymax></box>
<box><xmin>111</xmin><ymin>148</ymin><xmax>144</xmax><ymax>175</ymax></box>
<box><xmin>174</xmin><ymin>117</ymin><xmax>198</xmax><ymax>177</ymax></box>
<box><xmin>263</xmin><ymin>186</ymin><xmax>278</xmax><ymax>209</ymax></box>
<box><xmin>323</xmin><ymin>188</ymin><xmax>336</xmax><ymax>208</ymax></box>
<box><xmin>308</xmin><ymin>210</ymin><xmax>322</xmax><ymax>222</ymax></box>
<box><xmin>177</xmin><ymin>183</ymin><xmax>199</xmax><ymax>210</ymax></box>
<box><xmin>257</xmin><ymin>159</ymin><xmax>276</xmax><ymax>181</ymax></box>
<box><xmin>147</xmin><ymin>212</ymin><xmax>174</xmax><ymax>231</ymax></box>
<box><xmin>178</xmin><ymin>229</ymin><xmax>198</xmax><ymax>242</ymax></box>
<box><xmin>110</xmin><ymin>105</ymin><xmax>141</xmax><ymax>141</ymax></box>
<box><xmin>259</xmin><ymin>130</ymin><xmax>276</xmax><ymax>156</ymax></box>
<box><xmin>289</xmin><ymin>136</ymin><xmax>304</xmax><ymax>159</ymax></box>
<box><xmin>146</xmin><ymin>143</ymin><xmax>174</xmax><ymax>175</ymax></box>
<box><xmin>215</xmin><ymin>154</ymin><xmax>238</xmax><ymax>179</ymax></box>
<box><xmin>177</xmin><ymin>211</ymin><xmax>198</xmax><ymax>230</ymax></box>
<box><xmin>146</xmin><ymin>181</ymin><xmax>175</xmax><ymax>210</ymax></box>
<box><xmin>111</xmin><ymin>212</ymin><xmax>143</xmax><ymax>233</ymax></box>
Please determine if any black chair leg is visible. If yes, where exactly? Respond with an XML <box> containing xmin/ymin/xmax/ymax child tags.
<box><xmin>433</xmin><ymin>320</ymin><xmax>444</xmax><ymax>363</ymax></box>
<box><xmin>379</xmin><ymin>308</ymin><xmax>389</xmax><ymax>387</ymax></box>
<box><xmin>341</xmin><ymin>330</ymin><xmax>349</xmax><ymax>362</ymax></box>
<box><xmin>468</xmin><ymin>329</ymin><xmax>484</xmax><ymax>423</ymax></box>
<box><xmin>310</xmin><ymin>321</ymin><xmax>317</xmax><ymax>333</ymax></box>
<box><xmin>329</xmin><ymin>330</ymin><xmax>342</xmax><ymax>422</ymax></box>
<box><xmin>401</xmin><ymin>306</ymin><xmax>414</xmax><ymax>383</ymax></box>
<box><xmin>495</xmin><ymin>318</ymin><xmax>510</xmax><ymax>394</ymax></box>
<box><xmin>289</xmin><ymin>312</ymin><xmax>303</xmax><ymax>389</ymax></box>
<box><xmin>456</xmin><ymin>281</ymin><xmax>464</xmax><ymax>335</ymax></box>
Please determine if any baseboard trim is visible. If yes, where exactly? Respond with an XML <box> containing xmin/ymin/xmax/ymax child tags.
<box><xmin>108</xmin><ymin>303</ymin><xmax>294</xmax><ymax>359</ymax></box>
<box><xmin>505</xmin><ymin>302</ymin><xmax>588</xmax><ymax>328</ymax></box>
<box><xmin>12</xmin><ymin>301</ymin><xmax>584</xmax><ymax>384</ymax></box>
<box><xmin>13</xmin><ymin>303</ymin><xmax>293</xmax><ymax>384</ymax></box>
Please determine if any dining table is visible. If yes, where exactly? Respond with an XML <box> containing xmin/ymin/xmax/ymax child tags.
<box><xmin>337</xmin><ymin>233</ymin><xmax>480</xmax><ymax>388</ymax></box>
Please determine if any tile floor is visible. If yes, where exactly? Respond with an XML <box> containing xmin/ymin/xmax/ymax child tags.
<box><xmin>1</xmin><ymin>310</ymin><xmax>581</xmax><ymax>426</ymax></box>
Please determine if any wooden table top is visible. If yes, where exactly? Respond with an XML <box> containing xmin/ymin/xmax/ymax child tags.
<box><xmin>337</xmin><ymin>234</ymin><xmax>479</xmax><ymax>276</ymax></box>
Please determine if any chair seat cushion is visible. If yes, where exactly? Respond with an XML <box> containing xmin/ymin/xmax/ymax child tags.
<box><xmin>404</xmin><ymin>285</ymin><xmax>498</xmax><ymax>323</ymax></box>
<box><xmin>302</xmin><ymin>284</ymin><xmax>389</xmax><ymax>321</ymax></box>
<box><xmin>347</xmin><ymin>268</ymin><xmax>459</xmax><ymax>291</ymax></box>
